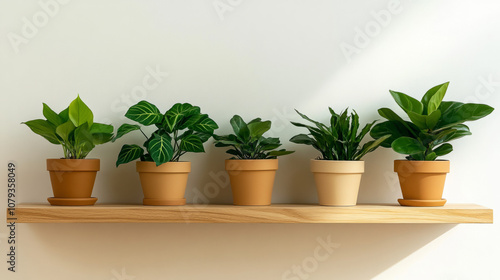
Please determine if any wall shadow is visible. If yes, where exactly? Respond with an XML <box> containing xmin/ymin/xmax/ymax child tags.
<box><xmin>22</xmin><ymin>223</ymin><xmax>455</xmax><ymax>280</ymax></box>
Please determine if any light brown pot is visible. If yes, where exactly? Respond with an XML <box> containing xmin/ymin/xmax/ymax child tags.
<box><xmin>311</xmin><ymin>160</ymin><xmax>364</xmax><ymax>206</ymax></box>
<box><xmin>225</xmin><ymin>159</ymin><xmax>278</xmax><ymax>206</ymax></box>
<box><xmin>394</xmin><ymin>160</ymin><xmax>450</xmax><ymax>207</ymax></box>
<box><xmin>46</xmin><ymin>159</ymin><xmax>100</xmax><ymax>206</ymax></box>
<box><xmin>136</xmin><ymin>161</ymin><xmax>191</xmax><ymax>206</ymax></box>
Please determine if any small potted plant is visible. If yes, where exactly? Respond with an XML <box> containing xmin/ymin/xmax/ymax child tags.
<box><xmin>213</xmin><ymin>115</ymin><xmax>294</xmax><ymax>206</ymax></box>
<box><xmin>23</xmin><ymin>96</ymin><xmax>114</xmax><ymax>206</ymax></box>
<box><xmin>114</xmin><ymin>101</ymin><xmax>218</xmax><ymax>206</ymax></box>
<box><xmin>371</xmin><ymin>82</ymin><xmax>494</xmax><ymax>206</ymax></box>
<box><xmin>290</xmin><ymin>108</ymin><xmax>389</xmax><ymax>206</ymax></box>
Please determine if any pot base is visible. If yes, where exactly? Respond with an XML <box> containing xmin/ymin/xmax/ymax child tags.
<box><xmin>47</xmin><ymin>197</ymin><xmax>97</xmax><ymax>206</ymax></box>
<box><xmin>143</xmin><ymin>198</ymin><xmax>186</xmax><ymax>206</ymax></box>
<box><xmin>398</xmin><ymin>198</ymin><xmax>447</xmax><ymax>207</ymax></box>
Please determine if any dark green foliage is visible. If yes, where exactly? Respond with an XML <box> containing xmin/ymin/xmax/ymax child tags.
<box><xmin>290</xmin><ymin>108</ymin><xmax>389</xmax><ymax>160</ymax></box>
<box><xmin>371</xmin><ymin>82</ymin><xmax>494</xmax><ymax>160</ymax></box>
<box><xmin>115</xmin><ymin>101</ymin><xmax>218</xmax><ymax>166</ymax></box>
<box><xmin>213</xmin><ymin>115</ymin><xmax>294</xmax><ymax>159</ymax></box>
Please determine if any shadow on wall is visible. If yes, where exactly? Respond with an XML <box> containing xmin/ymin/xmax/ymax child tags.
<box><xmin>24</xmin><ymin>223</ymin><xmax>455</xmax><ymax>280</ymax></box>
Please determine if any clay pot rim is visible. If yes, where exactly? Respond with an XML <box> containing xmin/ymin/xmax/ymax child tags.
<box><xmin>46</xmin><ymin>158</ymin><xmax>100</xmax><ymax>172</ymax></box>
<box><xmin>394</xmin><ymin>159</ymin><xmax>450</xmax><ymax>173</ymax></box>
<box><xmin>225</xmin><ymin>159</ymin><xmax>278</xmax><ymax>171</ymax></box>
<box><xmin>310</xmin><ymin>159</ymin><xmax>364</xmax><ymax>174</ymax></box>
<box><xmin>136</xmin><ymin>160</ymin><xmax>191</xmax><ymax>173</ymax></box>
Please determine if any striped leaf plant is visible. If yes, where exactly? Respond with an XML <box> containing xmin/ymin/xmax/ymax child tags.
<box><xmin>114</xmin><ymin>101</ymin><xmax>218</xmax><ymax>166</ymax></box>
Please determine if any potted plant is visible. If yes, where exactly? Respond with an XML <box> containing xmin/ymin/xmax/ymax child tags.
<box><xmin>23</xmin><ymin>96</ymin><xmax>114</xmax><ymax>206</ymax></box>
<box><xmin>213</xmin><ymin>115</ymin><xmax>294</xmax><ymax>205</ymax></box>
<box><xmin>290</xmin><ymin>108</ymin><xmax>389</xmax><ymax>206</ymax></box>
<box><xmin>370</xmin><ymin>82</ymin><xmax>494</xmax><ymax>206</ymax></box>
<box><xmin>114</xmin><ymin>101</ymin><xmax>218</xmax><ymax>206</ymax></box>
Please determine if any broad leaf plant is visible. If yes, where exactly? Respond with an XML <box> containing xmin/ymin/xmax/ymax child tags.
<box><xmin>213</xmin><ymin>115</ymin><xmax>294</xmax><ymax>159</ymax></box>
<box><xmin>23</xmin><ymin>96</ymin><xmax>114</xmax><ymax>159</ymax></box>
<box><xmin>370</xmin><ymin>82</ymin><xmax>494</xmax><ymax>160</ymax></box>
<box><xmin>114</xmin><ymin>101</ymin><xmax>218</xmax><ymax>166</ymax></box>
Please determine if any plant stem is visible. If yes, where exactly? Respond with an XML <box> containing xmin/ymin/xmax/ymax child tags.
<box><xmin>139</xmin><ymin>128</ymin><xmax>148</xmax><ymax>139</ymax></box>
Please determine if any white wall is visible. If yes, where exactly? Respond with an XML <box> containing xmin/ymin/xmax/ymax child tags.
<box><xmin>1</xmin><ymin>0</ymin><xmax>499</xmax><ymax>279</ymax></box>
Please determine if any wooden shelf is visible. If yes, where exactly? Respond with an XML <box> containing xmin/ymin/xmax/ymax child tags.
<box><xmin>7</xmin><ymin>203</ymin><xmax>492</xmax><ymax>224</ymax></box>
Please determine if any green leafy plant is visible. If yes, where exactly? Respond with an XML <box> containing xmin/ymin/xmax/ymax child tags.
<box><xmin>114</xmin><ymin>101</ymin><xmax>218</xmax><ymax>166</ymax></box>
<box><xmin>23</xmin><ymin>96</ymin><xmax>114</xmax><ymax>159</ymax></box>
<box><xmin>290</xmin><ymin>108</ymin><xmax>389</xmax><ymax>160</ymax></box>
<box><xmin>213</xmin><ymin>115</ymin><xmax>294</xmax><ymax>159</ymax></box>
<box><xmin>370</xmin><ymin>82</ymin><xmax>494</xmax><ymax>160</ymax></box>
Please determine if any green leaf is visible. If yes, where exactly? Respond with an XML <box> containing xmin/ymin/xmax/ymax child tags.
<box><xmin>180</xmin><ymin>134</ymin><xmax>205</xmax><ymax>153</ymax></box>
<box><xmin>434</xmin><ymin>143</ymin><xmax>453</xmax><ymax>156</ymax></box>
<box><xmin>407</xmin><ymin>112</ymin><xmax>427</xmax><ymax>130</ymax></box>
<box><xmin>371</xmin><ymin>121</ymin><xmax>417</xmax><ymax>148</ymax></box>
<box><xmin>355</xmin><ymin>134</ymin><xmax>391</xmax><ymax>160</ymax></box>
<box><xmin>56</xmin><ymin>121</ymin><xmax>76</xmax><ymax>143</ymax></box>
<box><xmin>74</xmin><ymin>123</ymin><xmax>95</xmax><ymax>158</ymax></box>
<box><xmin>90</xmin><ymin>123</ymin><xmax>113</xmax><ymax>134</ymax></box>
<box><xmin>230</xmin><ymin>115</ymin><xmax>250</xmax><ymax>142</ymax></box>
<box><xmin>442</xmin><ymin>125</ymin><xmax>471</xmax><ymax>142</ymax></box>
<box><xmin>426</xmin><ymin>82</ymin><xmax>449</xmax><ymax>114</ymax></box>
<box><xmin>125</xmin><ymin>101</ymin><xmax>163</xmax><ymax>126</ymax></box>
<box><xmin>190</xmin><ymin>115</ymin><xmax>218</xmax><ymax>133</ymax></box>
<box><xmin>268</xmin><ymin>150</ymin><xmax>294</xmax><ymax>157</ymax></box>
<box><xmin>214</xmin><ymin>140</ymin><xmax>238</xmax><ymax>147</ymax></box>
<box><xmin>69</xmin><ymin>96</ymin><xmax>94</xmax><ymax>127</ymax></box>
<box><xmin>438</xmin><ymin>103</ymin><xmax>494</xmax><ymax>128</ymax></box>
<box><xmin>295</xmin><ymin>109</ymin><xmax>325</xmax><ymax>130</ymax></box>
<box><xmin>247</xmin><ymin>121</ymin><xmax>271</xmax><ymax>140</ymax></box>
<box><xmin>194</xmin><ymin>132</ymin><xmax>212</xmax><ymax>143</ymax></box>
<box><xmin>230</xmin><ymin>115</ymin><xmax>246</xmax><ymax>135</ymax></box>
<box><xmin>425</xmin><ymin>152</ymin><xmax>438</xmax><ymax>161</ymax></box>
<box><xmin>425</xmin><ymin>110</ymin><xmax>441</xmax><ymax>130</ymax></box>
<box><xmin>58</xmin><ymin>107</ymin><xmax>69</xmax><ymax>122</ymax></box>
<box><xmin>164</xmin><ymin>103</ymin><xmax>196</xmax><ymax>131</ymax></box>
<box><xmin>391</xmin><ymin>137</ymin><xmax>426</xmax><ymax>155</ymax></box>
<box><xmin>43</xmin><ymin>103</ymin><xmax>63</xmax><ymax>126</ymax></box>
<box><xmin>147</xmin><ymin>133</ymin><xmax>174</xmax><ymax>166</ymax></box>
<box><xmin>378</xmin><ymin>108</ymin><xmax>405</xmax><ymax>122</ymax></box>
<box><xmin>92</xmin><ymin>133</ymin><xmax>113</xmax><ymax>145</ymax></box>
<box><xmin>248</xmin><ymin>118</ymin><xmax>262</xmax><ymax>124</ymax></box>
<box><xmin>261</xmin><ymin>143</ymin><xmax>281</xmax><ymax>151</ymax></box>
<box><xmin>114</xmin><ymin>124</ymin><xmax>141</xmax><ymax>141</ymax></box>
<box><xmin>290</xmin><ymin>134</ymin><xmax>315</xmax><ymax>145</ymax></box>
<box><xmin>226</xmin><ymin>149</ymin><xmax>243</xmax><ymax>158</ymax></box>
<box><xmin>116</xmin><ymin>144</ymin><xmax>144</xmax><ymax>167</ymax></box>
<box><xmin>177</xmin><ymin>114</ymin><xmax>203</xmax><ymax>130</ymax></box>
<box><xmin>355</xmin><ymin>121</ymin><xmax>375</xmax><ymax>143</ymax></box>
<box><xmin>23</xmin><ymin>119</ymin><xmax>60</xmax><ymax>144</ymax></box>
<box><xmin>390</xmin><ymin>90</ymin><xmax>424</xmax><ymax>114</ymax></box>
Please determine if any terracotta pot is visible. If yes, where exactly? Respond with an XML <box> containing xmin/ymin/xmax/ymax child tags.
<box><xmin>46</xmin><ymin>159</ymin><xmax>100</xmax><ymax>206</ymax></box>
<box><xmin>394</xmin><ymin>160</ymin><xmax>450</xmax><ymax>207</ymax></box>
<box><xmin>225</xmin><ymin>159</ymin><xmax>278</xmax><ymax>206</ymax></box>
<box><xmin>136</xmin><ymin>161</ymin><xmax>191</xmax><ymax>206</ymax></box>
<box><xmin>310</xmin><ymin>160</ymin><xmax>364</xmax><ymax>206</ymax></box>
